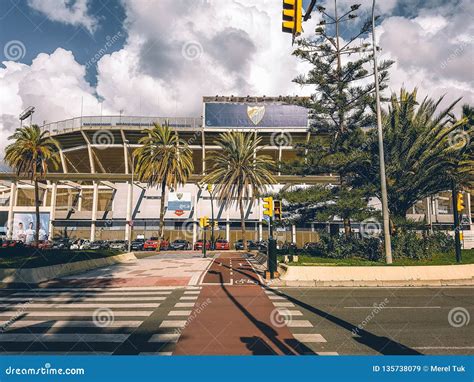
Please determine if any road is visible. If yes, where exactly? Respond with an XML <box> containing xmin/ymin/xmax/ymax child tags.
<box><xmin>0</xmin><ymin>252</ymin><xmax>472</xmax><ymax>355</ymax></box>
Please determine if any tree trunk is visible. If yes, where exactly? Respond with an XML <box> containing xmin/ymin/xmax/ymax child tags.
<box><xmin>158</xmin><ymin>181</ymin><xmax>167</xmax><ymax>250</ymax></box>
<box><xmin>34</xmin><ymin>178</ymin><xmax>40</xmax><ymax>245</ymax></box>
<box><xmin>343</xmin><ymin>217</ymin><xmax>351</xmax><ymax>237</ymax></box>
<box><xmin>239</xmin><ymin>199</ymin><xmax>247</xmax><ymax>250</ymax></box>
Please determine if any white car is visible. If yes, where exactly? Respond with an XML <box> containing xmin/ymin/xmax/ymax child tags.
<box><xmin>80</xmin><ymin>240</ymin><xmax>91</xmax><ymax>250</ymax></box>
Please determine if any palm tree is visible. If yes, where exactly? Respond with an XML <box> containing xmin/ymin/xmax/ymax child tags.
<box><xmin>202</xmin><ymin>131</ymin><xmax>276</xmax><ymax>250</ymax></box>
<box><xmin>355</xmin><ymin>88</ymin><xmax>473</xmax><ymax>220</ymax></box>
<box><xmin>134</xmin><ymin>122</ymin><xmax>193</xmax><ymax>242</ymax></box>
<box><xmin>4</xmin><ymin>125</ymin><xmax>60</xmax><ymax>244</ymax></box>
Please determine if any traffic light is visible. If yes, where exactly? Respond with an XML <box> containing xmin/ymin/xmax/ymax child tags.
<box><xmin>457</xmin><ymin>192</ymin><xmax>465</xmax><ymax>212</ymax></box>
<box><xmin>282</xmin><ymin>0</ymin><xmax>302</xmax><ymax>36</ymax></box>
<box><xmin>263</xmin><ymin>197</ymin><xmax>274</xmax><ymax>217</ymax></box>
<box><xmin>199</xmin><ymin>216</ymin><xmax>210</xmax><ymax>228</ymax></box>
<box><xmin>274</xmin><ymin>200</ymin><xmax>282</xmax><ymax>220</ymax></box>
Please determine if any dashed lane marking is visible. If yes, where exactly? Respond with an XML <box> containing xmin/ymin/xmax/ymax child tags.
<box><xmin>293</xmin><ymin>334</ymin><xmax>327</xmax><ymax>343</ymax></box>
<box><xmin>159</xmin><ymin>320</ymin><xmax>187</xmax><ymax>328</ymax></box>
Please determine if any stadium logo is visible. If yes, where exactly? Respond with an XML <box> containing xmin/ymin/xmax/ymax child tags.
<box><xmin>247</xmin><ymin>106</ymin><xmax>265</xmax><ymax>125</ymax></box>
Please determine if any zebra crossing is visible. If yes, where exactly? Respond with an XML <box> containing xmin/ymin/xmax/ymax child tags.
<box><xmin>0</xmin><ymin>286</ymin><xmax>203</xmax><ymax>355</ymax></box>
<box><xmin>265</xmin><ymin>288</ymin><xmax>338</xmax><ymax>355</ymax></box>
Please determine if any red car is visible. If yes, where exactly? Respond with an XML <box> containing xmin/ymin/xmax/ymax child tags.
<box><xmin>214</xmin><ymin>239</ymin><xmax>230</xmax><ymax>250</ymax></box>
<box><xmin>143</xmin><ymin>237</ymin><xmax>169</xmax><ymax>251</ymax></box>
<box><xmin>194</xmin><ymin>240</ymin><xmax>210</xmax><ymax>250</ymax></box>
<box><xmin>1</xmin><ymin>240</ymin><xmax>24</xmax><ymax>249</ymax></box>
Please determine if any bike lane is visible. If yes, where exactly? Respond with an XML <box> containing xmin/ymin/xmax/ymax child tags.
<box><xmin>173</xmin><ymin>252</ymin><xmax>314</xmax><ymax>355</ymax></box>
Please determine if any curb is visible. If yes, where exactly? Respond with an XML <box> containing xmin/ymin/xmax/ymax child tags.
<box><xmin>0</xmin><ymin>252</ymin><xmax>138</xmax><ymax>285</ymax></box>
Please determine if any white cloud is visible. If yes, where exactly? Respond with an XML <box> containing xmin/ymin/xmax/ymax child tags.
<box><xmin>0</xmin><ymin>48</ymin><xmax>100</xmax><ymax>152</ymax></box>
<box><xmin>0</xmin><ymin>0</ymin><xmax>472</xmax><ymax>161</ymax></box>
<box><xmin>27</xmin><ymin>0</ymin><xmax>98</xmax><ymax>33</ymax></box>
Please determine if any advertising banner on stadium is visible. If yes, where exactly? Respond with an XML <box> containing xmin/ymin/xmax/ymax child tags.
<box><xmin>167</xmin><ymin>192</ymin><xmax>192</xmax><ymax>217</ymax></box>
<box><xmin>12</xmin><ymin>212</ymin><xmax>50</xmax><ymax>243</ymax></box>
<box><xmin>204</xmin><ymin>103</ymin><xmax>308</xmax><ymax>128</ymax></box>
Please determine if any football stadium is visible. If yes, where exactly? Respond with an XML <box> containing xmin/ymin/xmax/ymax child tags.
<box><xmin>0</xmin><ymin>96</ymin><xmax>472</xmax><ymax>248</ymax></box>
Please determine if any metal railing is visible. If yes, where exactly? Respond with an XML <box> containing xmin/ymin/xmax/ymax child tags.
<box><xmin>41</xmin><ymin>116</ymin><xmax>202</xmax><ymax>135</ymax></box>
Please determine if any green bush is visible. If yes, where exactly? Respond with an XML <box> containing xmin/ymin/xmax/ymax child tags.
<box><xmin>303</xmin><ymin>233</ymin><xmax>382</xmax><ymax>261</ymax></box>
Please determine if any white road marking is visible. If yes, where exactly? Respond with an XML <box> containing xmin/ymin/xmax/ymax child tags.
<box><xmin>0</xmin><ymin>303</ymin><xmax>161</xmax><ymax>309</ymax></box>
<box><xmin>159</xmin><ymin>320</ymin><xmax>187</xmax><ymax>328</ymax></box>
<box><xmin>286</xmin><ymin>320</ymin><xmax>313</xmax><ymax>328</ymax></box>
<box><xmin>0</xmin><ymin>333</ymin><xmax>129</xmax><ymax>342</ymax></box>
<box><xmin>2</xmin><ymin>297</ymin><xmax>166</xmax><ymax>302</ymax></box>
<box><xmin>0</xmin><ymin>311</ymin><xmax>152</xmax><ymax>317</ymax></box>
<box><xmin>273</xmin><ymin>302</ymin><xmax>295</xmax><ymax>308</ymax></box>
<box><xmin>149</xmin><ymin>334</ymin><xmax>180</xmax><ymax>343</ymax></box>
<box><xmin>168</xmin><ymin>310</ymin><xmax>192</xmax><ymax>316</ymax></box>
<box><xmin>316</xmin><ymin>352</ymin><xmax>339</xmax><ymax>355</ymax></box>
<box><xmin>183</xmin><ymin>291</ymin><xmax>200</xmax><ymax>295</ymax></box>
<box><xmin>344</xmin><ymin>306</ymin><xmax>441</xmax><ymax>309</ymax></box>
<box><xmin>175</xmin><ymin>303</ymin><xmax>195</xmax><ymax>308</ymax></box>
<box><xmin>180</xmin><ymin>296</ymin><xmax>198</xmax><ymax>301</ymax></box>
<box><xmin>268</xmin><ymin>296</ymin><xmax>286</xmax><ymax>300</ymax></box>
<box><xmin>3</xmin><ymin>320</ymin><xmax>142</xmax><ymax>329</ymax></box>
<box><xmin>277</xmin><ymin>309</ymin><xmax>303</xmax><ymax>316</ymax></box>
<box><xmin>293</xmin><ymin>334</ymin><xmax>327</xmax><ymax>343</ymax></box>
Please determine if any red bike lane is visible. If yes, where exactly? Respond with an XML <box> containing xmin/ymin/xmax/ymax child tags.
<box><xmin>173</xmin><ymin>252</ymin><xmax>313</xmax><ymax>355</ymax></box>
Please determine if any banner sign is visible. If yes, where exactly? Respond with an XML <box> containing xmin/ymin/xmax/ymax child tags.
<box><xmin>167</xmin><ymin>192</ymin><xmax>192</xmax><ymax>212</ymax></box>
<box><xmin>205</xmin><ymin>103</ymin><xmax>308</xmax><ymax>128</ymax></box>
<box><xmin>12</xmin><ymin>212</ymin><xmax>50</xmax><ymax>243</ymax></box>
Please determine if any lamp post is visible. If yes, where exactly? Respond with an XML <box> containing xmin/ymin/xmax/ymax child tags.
<box><xmin>124</xmin><ymin>140</ymin><xmax>134</xmax><ymax>253</ymax></box>
<box><xmin>371</xmin><ymin>0</ymin><xmax>393</xmax><ymax>264</ymax></box>
<box><xmin>207</xmin><ymin>184</ymin><xmax>215</xmax><ymax>250</ymax></box>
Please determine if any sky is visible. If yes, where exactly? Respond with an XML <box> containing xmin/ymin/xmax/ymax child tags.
<box><xmin>0</xmin><ymin>0</ymin><xmax>473</xmax><ymax>153</ymax></box>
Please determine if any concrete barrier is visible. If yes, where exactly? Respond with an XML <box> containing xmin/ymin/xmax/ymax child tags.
<box><xmin>277</xmin><ymin>263</ymin><xmax>474</xmax><ymax>287</ymax></box>
<box><xmin>0</xmin><ymin>252</ymin><xmax>138</xmax><ymax>285</ymax></box>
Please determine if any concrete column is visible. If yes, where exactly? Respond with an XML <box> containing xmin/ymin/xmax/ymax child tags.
<box><xmin>425</xmin><ymin>197</ymin><xmax>433</xmax><ymax>233</ymax></box>
<box><xmin>292</xmin><ymin>224</ymin><xmax>296</xmax><ymax>243</ymax></box>
<box><xmin>90</xmin><ymin>182</ymin><xmax>99</xmax><ymax>241</ymax></box>
<box><xmin>49</xmin><ymin>182</ymin><xmax>57</xmax><ymax>239</ymax></box>
<box><xmin>7</xmin><ymin>182</ymin><xmax>17</xmax><ymax>239</ymax></box>
<box><xmin>192</xmin><ymin>186</ymin><xmax>198</xmax><ymax>245</ymax></box>
<box><xmin>42</xmin><ymin>187</ymin><xmax>48</xmax><ymax>207</ymax></box>
<box><xmin>201</xmin><ymin>128</ymin><xmax>206</xmax><ymax>175</ymax></box>
<box><xmin>226</xmin><ymin>221</ymin><xmax>230</xmax><ymax>242</ymax></box>
<box><xmin>77</xmin><ymin>189</ymin><xmax>83</xmax><ymax>211</ymax></box>
<box><xmin>278</xmin><ymin>132</ymin><xmax>283</xmax><ymax>176</ymax></box>
<box><xmin>125</xmin><ymin>181</ymin><xmax>132</xmax><ymax>241</ymax></box>
<box><xmin>258</xmin><ymin>221</ymin><xmax>263</xmax><ymax>241</ymax></box>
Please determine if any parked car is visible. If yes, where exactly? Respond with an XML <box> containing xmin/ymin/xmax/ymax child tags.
<box><xmin>110</xmin><ymin>240</ymin><xmax>127</xmax><ymax>251</ymax></box>
<box><xmin>130</xmin><ymin>239</ymin><xmax>145</xmax><ymax>251</ymax></box>
<box><xmin>1</xmin><ymin>240</ymin><xmax>25</xmax><ymax>249</ymax></box>
<box><xmin>143</xmin><ymin>237</ymin><xmax>169</xmax><ymax>251</ymax></box>
<box><xmin>89</xmin><ymin>240</ymin><xmax>110</xmax><ymax>250</ymax></box>
<box><xmin>170</xmin><ymin>239</ymin><xmax>191</xmax><ymax>250</ymax></box>
<box><xmin>214</xmin><ymin>239</ymin><xmax>230</xmax><ymax>250</ymax></box>
<box><xmin>70</xmin><ymin>239</ymin><xmax>85</xmax><ymax>250</ymax></box>
<box><xmin>80</xmin><ymin>240</ymin><xmax>91</xmax><ymax>250</ymax></box>
<box><xmin>194</xmin><ymin>239</ymin><xmax>210</xmax><ymax>250</ymax></box>
<box><xmin>37</xmin><ymin>240</ymin><xmax>53</xmax><ymax>250</ymax></box>
<box><xmin>52</xmin><ymin>238</ymin><xmax>72</xmax><ymax>250</ymax></box>
<box><xmin>234</xmin><ymin>240</ymin><xmax>258</xmax><ymax>250</ymax></box>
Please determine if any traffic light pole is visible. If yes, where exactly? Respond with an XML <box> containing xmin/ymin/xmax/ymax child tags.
<box><xmin>203</xmin><ymin>227</ymin><xmax>207</xmax><ymax>259</ymax></box>
<box><xmin>452</xmin><ymin>185</ymin><xmax>462</xmax><ymax>263</ymax></box>
<box><xmin>267</xmin><ymin>216</ymin><xmax>278</xmax><ymax>279</ymax></box>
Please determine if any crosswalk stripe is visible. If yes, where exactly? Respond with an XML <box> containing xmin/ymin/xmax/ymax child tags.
<box><xmin>277</xmin><ymin>309</ymin><xmax>303</xmax><ymax>316</ymax></box>
<box><xmin>316</xmin><ymin>352</ymin><xmax>339</xmax><ymax>355</ymax></box>
<box><xmin>0</xmin><ymin>303</ymin><xmax>161</xmax><ymax>309</ymax></box>
<box><xmin>4</xmin><ymin>287</ymin><xmax>177</xmax><ymax>291</ymax></box>
<box><xmin>159</xmin><ymin>321</ymin><xmax>187</xmax><ymax>328</ymax></box>
<box><xmin>2</xmin><ymin>320</ymin><xmax>143</xmax><ymax>329</ymax></box>
<box><xmin>168</xmin><ymin>310</ymin><xmax>192</xmax><ymax>316</ymax></box>
<box><xmin>10</xmin><ymin>291</ymin><xmax>172</xmax><ymax>296</ymax></box>
<box><xmin>0</xmin><ymin>333</ymin><xmax>129</xmax><ymax>342</ymax></box>
<box><xmin>286</xmin><ymin>320</ymin><xmax>313</xmax><ymax>328</ymax></box>
<box><xmin>268</xmin><ymin>296</ymin><xmax>286</xmax><ymax>300</ymax></box>
<box><xmin>149</xmin><ymin>334</ymin><xmax>180</xmax><ymax>343</ymax></box>
<box><xmin>179</xmin><ymin>296</ymin><xmax>198</xmax><ymax>301</ymax></box>
<box><xmin>272</xmin><ymin>302</ymin><xmax>294</xmax><ymax>307</ymax></box>
<box><xmin>183</xmin><ymin>291</ymin><xmax>200</xmax><ymax>295</ymax></box>
<box><xmin>293</xmin><ymin>333</ymin><xmax>327</xmax><ymax>343</ymax></box>
<box><xmin>174</xmin><ymin>303</ymin><xmax>195</xmax><ymax>308</ymax></box>
<box><xmin>2</xmin><ymin>297</ymin><xmax>167</xmax><ymax>302</ymax></box>
<box><xmin>0</xmin><ymin>311</ymin><xmax>152</xmax><ymax>317</ymax></box>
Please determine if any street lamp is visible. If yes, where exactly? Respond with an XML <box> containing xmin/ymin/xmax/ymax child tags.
<box><xmin>124</xmin><ymin>139</ymin><xmax>135</xmax><ymax>253</ymax></box>
<box><xmin>371</xmin><ymin>0</ymin><xmax>393</xmax><ymax>264</ymax></box>
<box><xmin>207</xmin><ymin>184</ymin><xmax>215</xmax><ymax>250</ymax></box>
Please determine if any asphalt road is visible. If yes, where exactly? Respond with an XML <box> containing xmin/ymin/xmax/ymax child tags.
<box><xmin>275</xmin><ymin>287</ymin><xmax>474</xmax><ymax>355</ymax></box>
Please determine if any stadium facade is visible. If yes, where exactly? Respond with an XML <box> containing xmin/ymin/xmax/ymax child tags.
<box><xmin>0</xmin><ymin>96</ymin><xmax>472</xmax><ymax>247</ymax></box>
